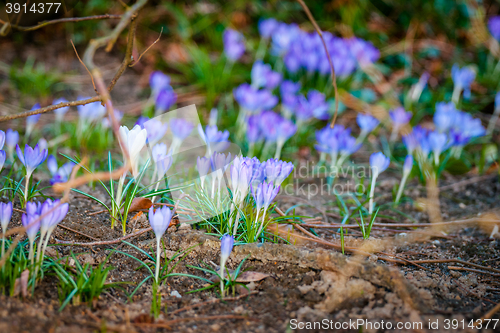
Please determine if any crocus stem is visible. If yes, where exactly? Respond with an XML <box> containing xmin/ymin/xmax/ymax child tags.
<box><xmin>255</xmin><ymin>36</ymin><xmax>267</xmax><ymax>60</ymax></box>
<box><xmin>255</xmin><ymin>208</ymin><xmax>268</xmax><ymax>242</ymax></box>
<box><xmin>211</xmin><ymin>175</ymin><xmax>216</xmax><ymax>200</ymax></box>
<box><xmin>389</xmin><ymin>127</ymin><xmax>398</xmax><ymax>143</ymax></box>
<box><xmin>275</xmin><ymin>141</ymin><xmax>284</xmax><ymax>160</ymax></box>
<box><xmin>369</xmin><ymin>173</ymin><xmax>378</xmax><ymax>215</ymax></box>
<box><xmin>487</xmin><ymin>107</ymin><xmax>500</xmax><ymax>135</ymax></box>
<box><xmin>232</xmin><ymin>210</ymin><xmax>240</xmax><ymax>236</ymax></box>
<box><xmin>253</xmin><ymin>209</ymin><xmax>260</xmax><ymax>241</ymax></box>
<box><xmin>113</xmin><ymin>172</ymin><xmax>127</xmax><ymax>228</ymax></box>
<box><xmin>1</xmin><ymin>234</ymin><xmax>5</xmax><ymax>259</ymax></box>
<box><xmin>235</xmin><ymin>108</ymin><xmax>248</xmax><ymax>139</ymax></box>
<box><xmin>151</xmin><ymin>181</ymin><xmax>161</xmax><ymax>204</ymax></box>
<box><xmin>451</xmin><ymin>85</ymin><xmax>461</xmax><ymax>106</ymax></box>
<box><xmin>217</xmin><ymin>178</ymin><xmax>222</xmax><ymax>212</ymax></box>
<box><xmin>261</xmin><ymin>141</ymin><xmax>272</xmax><ymax>160</ymax></box>
<box><xmin>28</xmin><ymin>241</ymin><xmax>34</xmax><ymax>267</ymax></box>
<box><xmin>220</xmin><ymin>259</ymin><xmax>225</xmax><ymax>297</ymax></box>
<box><xmin>24</xmin><ymin>173</ymin><xmax>31</xmax><ymax>207</ymax></box>
<box><xmin>155</xmin><ymin>237</ymin><xmax>161</xmax><ymax>283</ymax></box>
<box><xmin>395</xmin><ymin>173</ymin><xmax>409</xmax><ymax>204</ymax></box>
<box><xmin>34</xmin><ymin>230</ymin><xmax>47</xmax><ymax>282</ymax></box>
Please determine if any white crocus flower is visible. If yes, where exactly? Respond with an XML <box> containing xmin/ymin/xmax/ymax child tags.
<box><xmin>119</xmin><ymin>125</ymin><xmax>148</xmax><ymax>177</ymax></box>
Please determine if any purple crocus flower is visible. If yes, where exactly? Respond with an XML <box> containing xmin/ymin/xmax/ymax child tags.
<box><xmin>434</xmin><ymin>102</ymin><xmax>457</xmax><ymax>132</ymax></box>
<box><xmin>280</xmin><ymin>80</ymin><xmax>301</xmax><ymax>97</ymax></box>
<box><xmin>47</xmin><ymin>155</ymin><xmax>75</xmax><ymax>185</ymax></box>
<box><xmin>149</xmin><ymin>206</ymin><xmax>173</xmax><ymax>239</ymax></box>
<box><xmin>264</xmin><ymin>159</ymin><xmax>294</xmax><ymax>186</ymax></box>
<box><xmin>348</xmin><ymin>38</ymin><xmax>380</xmax><ymax>66</ymax></box>
<box><xmin>77</xmin><ymin>100</ymin><xmax>106</xmax><ymax>124</ymax></box>
<box><xmin>22</xmin><ymin>201</ymin><xmax>42</xmax><ymax>244</ymax></box>
<box><xmin>5</xmin><ymin>129</ymin><xmax>19</xmax><ymax>160</ymax></box>
<box><xmin>52</xmin><ymin>98</ymin><xmax>69</xmax><ymax>122</ymax></box>
<box><xmin>0</xmin><ymin>130</ymin><xmax>4</xmax><ymax>151</ymax></box>
<box><xmin>276</xmin><ymin>118</ymin><xmax>297</xmax><ymax>143</ymax></box>
<box><xmin>403</xmin><ymin>155</ymin><xmax>413</xmax><ymax>174</ymax></box>
<box><xmin>155</xmin><ymin>88</ymin><xmax>177</xmax><ymax>115</ymax></box>
<box><xmin>197</xmin><ymin>156</ymin><xmax>211</xmax><ymax>189</ymax></box>
<box><xmin>307</xmin><ymin>90</ymin><xmax>329</xmax><ymax>120</ymax></box>
<box><xmin>389</xmin><ymin>107</ymin><xmax>412</xmax><ymax>126</ymax></box>
<box><xmin>357</xmin><ymin>114</ymin><xmax>379</xmax><ymax>134</ymax></box>
<box><xmin>230</xmin><ymin>156</ymin><xmax>254</xmax><ymax>200</ymax></box>
<box><xmin>150</xmin><ymin>71</ymin><xmax>171</xmax><ymax>94</ymax></box>
<box><xmin>0</xmin><ymin>150</ymin><xmax>5</xmax><ymax>173</ymax></box>
<box><xmin>202</xmin><ymin>125</ymin><xmax>230</xmax><ymax>144</ymax></box>
<box><xmin>271</xmin><ymin>23</ymin><xmax>300</xmax><ymax>55</ymax></box>
<box><xmin>258</xmin><ymin>18</ymin><xmax>279</xmax><ymax>39</ymax></box>
<box><xmin>16</xmin><ymin>144</ymin><xmax>48</xmax><ymax>176</ymax></box>
<box><xmin>40</xmin><ymin>199</ymin><xmax>69</xmax><ymax>235</ymax></box>
<box><xmin>451</xmin><ymin>64</ymin><xmax>476</xmax><ymax>99</ymax></box>
<box><xmin>151</xmin><ymin>143</ymin><xmax>167</xmax><ymax>163</ymax></box>
<box><xmin>233</xmin><ymin>83</ymin><xmax>278</xmax><ymax>113</ymax></box>
<box><xmin>403</xmin><ymin>132</ymin><xmax>419</xmax><ymax>155</ymax></box>
<box><xmin>247</xmin><ymin>115</ymin><xmax>263</xmax><ymax>143</ymax></box>
<box><xmin>389</xmin><ymin>107</ymin><xmax>412</xmax><ymax>142</ymax></box>
<box><xmin>488</xmin><ymin>16</ymin><xmax>500</xmax><ymax>41</ymax></box>
<box><xmin>144</xmin><ymin>119</ymin><xmax>169</xmax><ymax>145</ymax></box>
<box><xmin>219</xmin><ymin>233</ymin><xmax>235</xmax><ymax>294</ymax></box>
<box><xmin>135</xmin><ymin>116</ymin><xmax>150</xmax><ymax>128</ymax></box>
<box><xmin>251</xmin><ymin>61</ymin><xmax>282</xmax><ymax>90</ymax></box>
<box><xmin>370</xmin><ymin>152</ymin><xmax>390</xmax><ymax>176</ymax></box>
<box><xmin>157</xmin><ymin>155</ymin><xmax>173</xmax><ymax>179</ymax></box>
<box><xmin>368</xmin><ymin>152</ymin><xmax>389</xmax><ymax>214</ymax></box>
<box><xmin>223</xmin><ymin>29</ymin><xmax>245</xmax><ymax>62</ymax></box>
<box><xmin>170</xmin><ymin>118</ymin><xmax>194</xmax><ymax>140</ymax></box>
<box><xmin>259</xmin><ymin>111</ymin><xmax>283</xmax><ymax>143</ymax></box>
<box><xmin>428</xmin><ymin>131</ymin><xmax>448</xmax><ymax>164</ymax></box>
<box><xmin>148</xmin><ymin>205</ymin><xmax>173</xmax><ymax>281</ymax></box>
<box><xmin>0</xmin><ymin>201</ymin><xmax>12</xmax><ymax>234</ymax></box>
<box><xmin>220</xmin><ymin>234</ymin><xmax>234</xmax><ymax>263</ymax></box>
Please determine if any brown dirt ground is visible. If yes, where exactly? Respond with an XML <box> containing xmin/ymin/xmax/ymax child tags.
<box><xmin>0</xmin><ymin>173</ymin><xmax>498</xmax><ymax>333</ymax></box>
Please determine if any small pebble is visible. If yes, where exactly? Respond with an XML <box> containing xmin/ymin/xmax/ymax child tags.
<box><xmin>170</xmin><ymin>290</ymin><xmax>182</xmax><ymax>298</ymax></box>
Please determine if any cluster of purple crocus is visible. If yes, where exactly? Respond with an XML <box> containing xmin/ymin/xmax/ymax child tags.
<box><xmin>403</xmin><ymin>101</ymin><xmax>485</xmax><ymax>165</ymax></box>
<box><xmin>21</xmin><ymin>199</ymin><xmax>69</xmax><ymax>282</ymax></box>
<box><xmin>313</xmin><ymin>113</ymin><xmax>380</xmax><ymax>172</ymax></box>
<box><xmin>258</xmin><ymin>18</ymin><xmax>379</xmax><ymax>76</ymax></box>
<box><xmin>196</xmin><ymin>153</ymin><xmax>293</xmax><ymax>240</ymax></box>
<box><xmin>488</xmin><ymin>16</ymin><xmax>500</xmax><ymax>41</ymax></box>
<box><xmin>149</xmin><ymin>71</ymin><xmax>177</xmax><ymax>116</ymax></box>
<box><xmin>223</xmin><ymin>29</ymin><xmax>246</xmax><ymax>62</ymax></box>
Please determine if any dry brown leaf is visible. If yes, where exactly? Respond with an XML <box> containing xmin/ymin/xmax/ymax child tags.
<box><xmin>13</xmin><ymin>269</ymin><xmax>30</xmax><ymax>297</ymax></box>
<box><xmin>126</xmin><ymin>197</ymin><xmax>153</xmax><ymax>213</ymax></box>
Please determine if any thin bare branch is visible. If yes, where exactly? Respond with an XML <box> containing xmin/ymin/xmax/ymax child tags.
<box><xmin>71</xmin><ymin>40</ymin><xmax>97</xmax><ymax>93</ymax></box>
<box><xmin>0</xmin><ymin>14</ymin><xmax>121</xmax><ymax>33</ymax></box>
<box><xmin>295</xmin><ymin>0</ymin><xmax>339</xmax><ymax>128</ymax></box>
<box><xmin>0</xmin><ymin>96</ymin><xmax>101</xmax><ymax>122</ymax></box>
<box><xmin>130</xmin><ymin>27</ymin><xmax>163</xmax><ymax>67</ymax></box>
<box><xmin>108</xmin><ymin>17</ymin><xmax>139</xmax><ymax>91</ymax></box>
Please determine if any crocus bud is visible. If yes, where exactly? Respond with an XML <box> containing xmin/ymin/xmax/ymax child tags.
<box><xmin>0</xmin><ymin>201</ymin><xmax>13</xmax><ymax>234</ymax></box>
<box><xmin>403</xmin><ymin>155</ymin><xmax>413</xmax><ymax>174</ymax></box>
<box><xmin>369</xmin><ymin>152</ymin><xmax>390</xmax><ymax>177</ymax></box>
<box><xmin>16</xmin><ymin>144</ymin><xmax>48</xmax><ymax>177</ymax></box>
<box><xmin>148</xmin><ymin>206</ymin><xmax>172</xmax><ymax>240</ymax></box>
<box><xmin>220</xmin><ymin>234</ymin><xmax>234</xmax><ymax>266</ymax></box>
